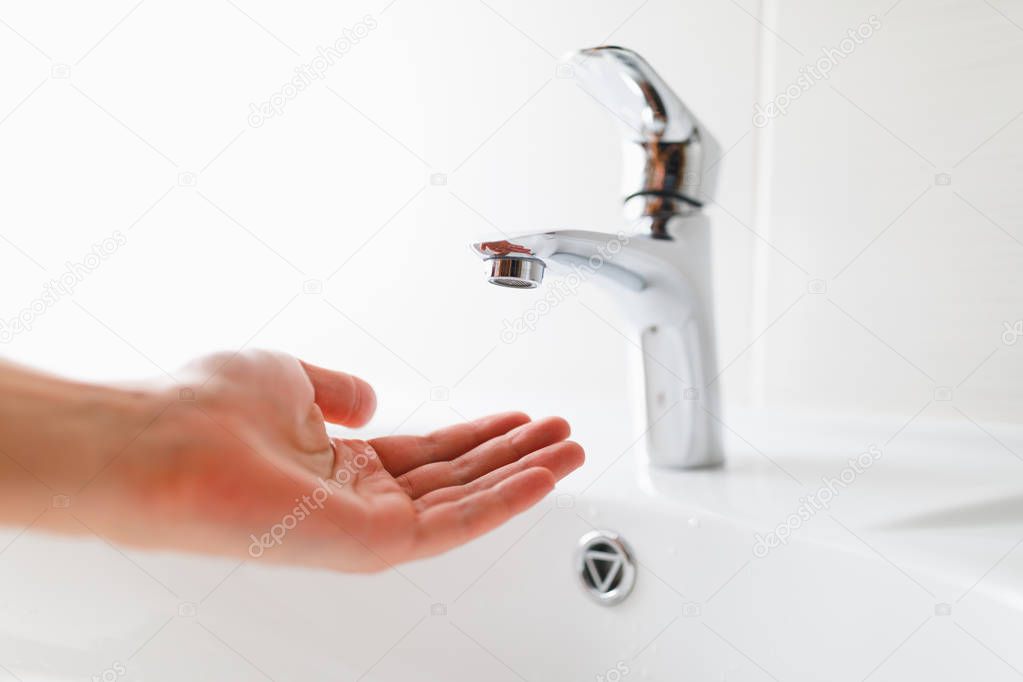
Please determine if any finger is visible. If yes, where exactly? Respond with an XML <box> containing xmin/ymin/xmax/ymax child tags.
<box><xmin>396</xmin><ymin>416</ymin><xmax>570</xmax><ymax>498</ymax></box>
<box><xmin>412</xmin><ymin>467</ymin><xmax>555</xmax><ymax>559</ymax></box>
<box><xmin>300</xmin><ymin>361</ymin><xmax>376</xmax><ymax>427</ymax></box>
<box><xmin>415</xmin><ymin>440</ymin><xmax>584</xmax><ymax>509</ymax></box>
<box><xmin>369</xmin><ymin>411</ymin><xmax>530</xmax><ymax>476</ymax></box>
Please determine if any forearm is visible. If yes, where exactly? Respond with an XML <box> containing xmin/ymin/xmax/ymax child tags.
<box><xmin>0</xmin><ymin>360</ymin><xmax>160</xmax><ymax>526</ymax></box>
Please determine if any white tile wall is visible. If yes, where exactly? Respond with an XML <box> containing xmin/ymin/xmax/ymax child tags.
<box><xmin>754</xmin><ymin>0</ymin><xmax>1023</xmax><ymax>424</ymax></box>
<box><xmin>0</xmin><ymin>0</ymin><xmax>1017</xmax><ymax>431</ymax></box>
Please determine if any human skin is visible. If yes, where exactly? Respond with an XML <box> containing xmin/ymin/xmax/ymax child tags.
<box><xmin>0</xmin><ymin>351</ymin><xmax>584</xmax><ymax>572</ymax></box>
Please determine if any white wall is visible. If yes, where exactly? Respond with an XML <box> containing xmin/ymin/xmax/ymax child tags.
<box><xmin>753</xmin><ymin>0</ymin><xmax>1023</xmax><ymax>424</ymax></box>
<box><xmin>0</xmin><ymin>0</ymin><xmax>1018</xmax><ymax>431</ymax></box>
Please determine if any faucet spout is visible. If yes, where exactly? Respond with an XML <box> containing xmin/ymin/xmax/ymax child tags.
<box><xmin>473</xmin><ymin>225</ymin><xmax>723</xmax><ymax>470</ymax></box>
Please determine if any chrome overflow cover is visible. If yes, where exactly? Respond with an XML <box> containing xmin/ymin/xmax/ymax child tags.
<box><xmin>577</xmin><ymin>530</ymin><xmax>636</xmax><ymax>606</ymax></box>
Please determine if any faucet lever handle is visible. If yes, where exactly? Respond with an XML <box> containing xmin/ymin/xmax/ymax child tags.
<box><xmin>569</xmin><ymin>46</ymin><xmax>697</xmax><ymax>143</ymax></box>
<box><xmin>567</xmin><ymin>46</ymin><xmax>706</xmax><ymax>234</ymax></box>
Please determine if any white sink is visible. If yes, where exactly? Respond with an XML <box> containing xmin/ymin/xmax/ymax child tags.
<box><xmin>1</xmin><ymin>411</ymin><xmax>1021</xmax><ymax>681</ymax></box>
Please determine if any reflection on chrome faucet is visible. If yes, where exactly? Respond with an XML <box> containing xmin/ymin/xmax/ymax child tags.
<box><xmin>472</xmin><ymin>46</ymin><xmax>724</xmax><ymax>470</ymax></box>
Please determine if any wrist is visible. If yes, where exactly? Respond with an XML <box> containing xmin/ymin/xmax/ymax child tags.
<box><xmin>0</xmin><ymin>362</ymin><xmax>167</xmax><ymax>519</ymax></box>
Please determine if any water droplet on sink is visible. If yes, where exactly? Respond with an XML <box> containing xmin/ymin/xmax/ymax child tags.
<box><xmin>687</xmin><ymin>517</ymin><xmax>700</xmax><ymax>528</ymax></box>
<box><xmin>588</xmin><ymin>505</ymin><xmax>599</xmax><ymax>520</ymax></box>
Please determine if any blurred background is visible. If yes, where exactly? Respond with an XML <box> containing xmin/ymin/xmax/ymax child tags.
<box><xmin>1</xmin><ymin>0</ymin><xmax>1021</xmax><ymax>435</ymax></box>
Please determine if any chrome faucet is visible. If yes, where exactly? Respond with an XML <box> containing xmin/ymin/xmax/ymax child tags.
<box><xmin>473</xmin><ymin>46</ymin><xmax>723</xmax><ymax>470</ymax></box>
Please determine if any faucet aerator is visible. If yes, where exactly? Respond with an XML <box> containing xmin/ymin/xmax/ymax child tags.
<box><xmin>486</xmin><ymin>256</ymin><xmax>545</xmax><ymax>289</ymax></box>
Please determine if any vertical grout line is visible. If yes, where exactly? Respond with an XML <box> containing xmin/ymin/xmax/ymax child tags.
<box><xmin>749</xmin><ymin>0</ymin><xmax>778</xmax><ymax>408</ymax></box>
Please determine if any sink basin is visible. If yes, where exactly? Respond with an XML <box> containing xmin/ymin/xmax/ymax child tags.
<box><xmin>1</xmin><ymin>411</ymin><xmax>1021</xmax><ymax>681</ymax></box>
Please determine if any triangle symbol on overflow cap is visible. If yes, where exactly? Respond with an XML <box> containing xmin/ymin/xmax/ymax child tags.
<box><xmin>585</xmin><ymin>550</ymin><xmax>623</xmax><ymax>593</ymax></box>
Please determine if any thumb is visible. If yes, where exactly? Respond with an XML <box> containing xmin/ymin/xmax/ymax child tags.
<box><xmin>300</xmin><ymin>360</ymin><xmax>376</xmax><ymax>427</ymax></box>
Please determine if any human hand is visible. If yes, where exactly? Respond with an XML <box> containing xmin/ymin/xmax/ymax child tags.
<box><xmin>73</xmin><ymin>351</ymin><xmax>583</xmax><ymax>572</ymax></box>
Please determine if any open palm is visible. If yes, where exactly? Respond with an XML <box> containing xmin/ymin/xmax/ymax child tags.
<box><xmin>323</xmin><ymin>408</ymin><xmax>582</xmax><ymax>571</ymax></box>
<box><xmin>97</xmin><ymin>351</ymin><xmax>584</xmax><ymax>573</ymax></box>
